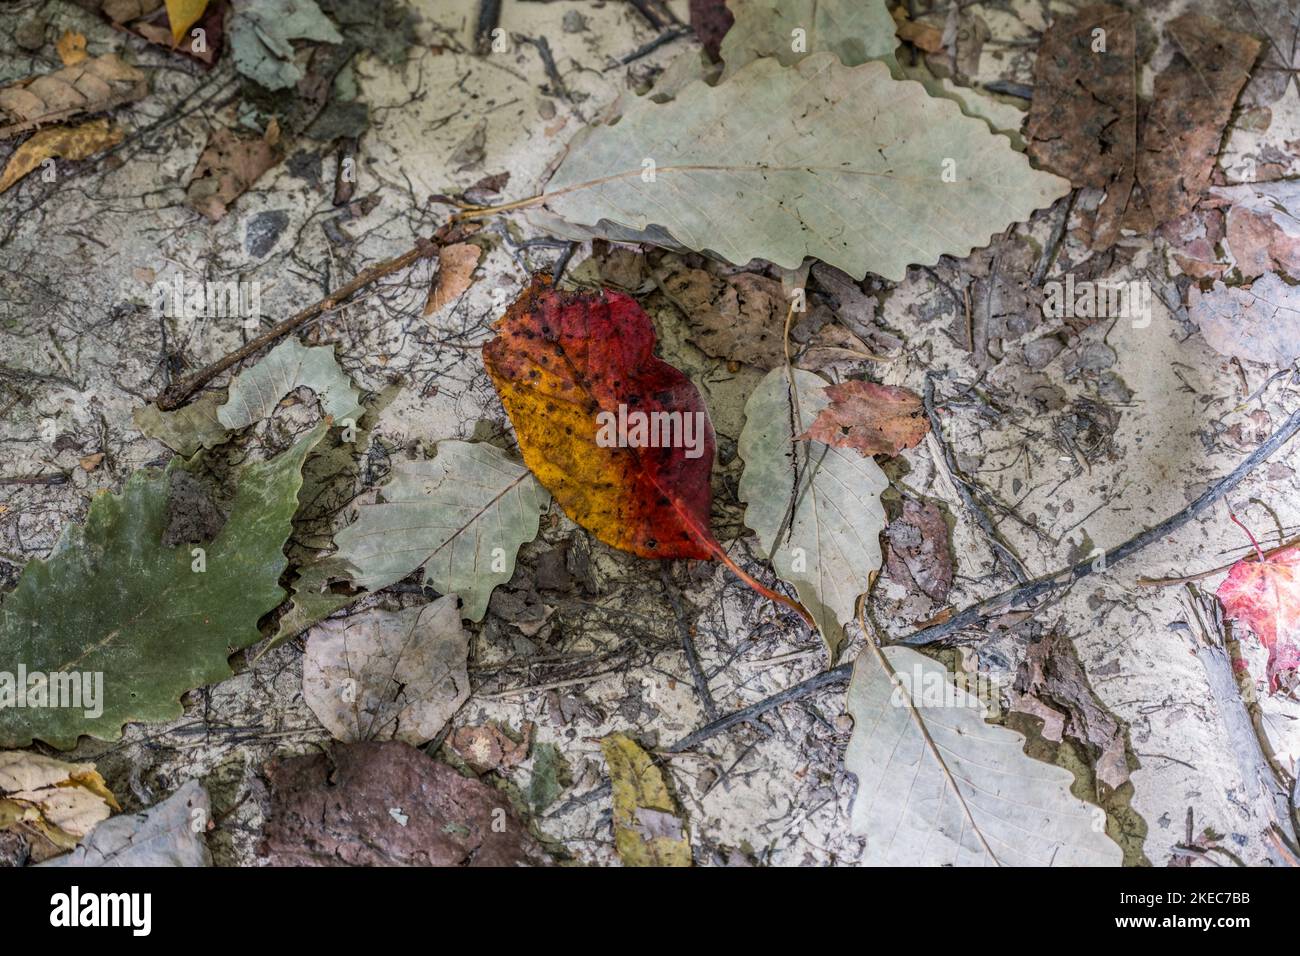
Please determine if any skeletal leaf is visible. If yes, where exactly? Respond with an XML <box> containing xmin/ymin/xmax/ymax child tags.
<box><xmin>331</xmin><ymin>440</ymin><xmax>549</xmax><ymax>622</ymax></box>
<box><xmin>0</xmin><ymin>752</ymin><xmax>118</xmax><ymax>853</ymax></box>
<box><xmin>0</xmin><ymin>118</ymin><xmax>122</xmax><ymax>194</ymax></box>
<box><xmin>738</xmin><ymin>367</ymin><xmax>888</xmax><ymax>660</ymax></box>
<box><xmin>0</xmin><ymin>424</ymin><xmax>325</xmax><ymax>749</ymax></box>
<box><xmin>217</xmin><ymin>337</ymin><xmax>363</xmax><ymax>431</ymax></box>
<box><xmin>719</xmin><ymin>0</ymin><xmax>898</xmax><ymax>78</ymax></box>
<box><xmin>40</xmin><ymin>779</ymin><xmax>211</xmax><ymax>867</ymax></box>
<box><xmin>539</xmin><ymin>54</ymin><xmax>1068</xmax><ymax>282</ymax></box>
<box><xmin>302</xmin><ymin>596</ymin><xmax>470</xmax><ymax>745</ymax></box>
<box><xmin>601</xmin><ymin>732</ymin><xmax>691</xmax><ymax>867</ymax></box>
<box><xmin>0</xmin><ymin>54</ymin><xmax>147</xmax><ymax>139</ymax></box>
<box><xmin>845</xmin><ymin>645</ymin><xmax>1122</xmax><ymax>866</ymax></box>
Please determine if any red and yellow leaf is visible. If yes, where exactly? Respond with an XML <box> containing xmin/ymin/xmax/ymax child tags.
<box><xmin>483</xmin><ymin>276</ymin><xmax>809</xmax><ymax>622</ymax></box>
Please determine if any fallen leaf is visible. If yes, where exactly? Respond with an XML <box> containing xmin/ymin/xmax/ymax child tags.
<box><xmin>601</xmin><ymin>732</ymin><xmax>690</xmax><ymax>867</ymax></box>
<box><xmin>129</xmin><ymin>0</ymin><xmax>227</xmax><ymax>65</ymax></box>
<box><xmin>0</xmin><ymin>54</ymin><xmax>146</xmax><ymax>140</ymax></box>
<box><xmin>484</xmin><ymin>277</ymin><xmax>806</xmax><ymax>620</ymax></box>
<box><xmin>1188</xmin><ymin>274</ymin><xmax>1300</xmax><ymax>367</ymax></box>
<box><xmin>893</xmin><ymin>9</ymin><xmax>944</xmax><ymax>53</ymax></box>
<box><xmin>258</xmin><ymin>740</ymin><xmax>550</xmax><ymax>865</ymax></box>
<box><xmin>217</xmin><ymin>337</ymin><xmax>363</xmax><ymax>430</ymax></box>
<box><xmin>797</xmin><ymin>380</ymin><xmax>929</xmax><ymax>457</ymax></box>
<box><xmin>537</xmin><ymin>54</ymin><xmax>1068</xmax><ymax>282</ymax></box>
<box><xmin>719</xmin><ymin>0</ymin><xmax>898</xmax><ymax>78</ymax></box>
<box><xmin>0</xmin><ymin>752</ymin><xmax>118</xmax><ymax>857</ymax></box>
<box><xmin>229</xmin><ymin>0</ymin><xmax>342</xmax><ymax>91</ymax></box>
<box><xmin>0</xmin><ymin>424</ymin><xmax>325</xmax><ymax>748</ymax></box>
<box><xmin>1211</xmin><ymin>181</ymin><xmax>1300</xmax><ymax>280</ymax></box>
<box><xmin>327</xmin><ymin>439</ymin><xmax>550</xmax><ymax>622</ymax></box>
<box><xmin>657</xmin><ymin>263</ymin><xmax>787</xmax><ymax>369</ymax></box>
<box><xmin>845</xmin><ymin>645</ymin><xmax>1122</xmax><ymax>865</ymax></box>
<box><xmin>738</xmin><ymin>367</ymin><xmax>888</xmax><ymax>660</ymax></box>
<box><xmin>884</xmin><ymin>497</ymin><xmax>953</xmax><ymax>603</ymax></box>
<box><xmin>449</xmin><ymin>721</ymin><xmax>533</xmax><ymax>774</ymax></box>
<box><xmin>133</xmin><ymin>393</ymin><xmax>227</xmax><ymax>456</ymax></box>
<box><xmin>186</xmin><ymin>121</ymin><xmax>283</xmax><ymax>221</ymax></box>
<box><xmin>423</xmin><ymin>242</ymin><xmax>482</xmax><ymax>315</ymax></box>
<box><xmin>165</xmin><ymin>0</ymin><xmax>209</xmax><ymax>45</ymax></box>
<box><xmin>1217</xmin><ymin>542</ymin><xmax>1300</xmax><ymax>692</ymax></box>
<box><xmin>1010</xmin><ymin>631</ymin><xmax>1132</xmax><ymax>790</ymax></box>
<box><xmin>303</xmin><ymin>596</ymin><xmax>470</xmax><ymax>745</ymax></box>
<box><xmin>55</xmin><ymin>31</ymin><xmax>88</xmax><ymax>66</ymax></box>
<box><xmin>528</xmin><ymin>742</ymin><xmax>571</xmax><ymax>813</ymax></box>
<box><xmin>78</xmin><ymin>452</ymin><xmax>105</xmax><ymax>472</ymax></box>
<box><xmin>0</xmin><ymin>118</ymin><xmax>123</xmax><ymax>194</ymax></box>
<box><xmin>1133</xmin><ymin>16</ymin><xmax>1259</xmax><ymax>228</ymax></box>
<box><xmin>40</xmin><ymin>780</ymin><xmax>211</xmax><ymax>867</ymax></box>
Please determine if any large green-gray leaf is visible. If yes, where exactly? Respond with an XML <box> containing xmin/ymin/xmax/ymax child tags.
<box><xmin>738</xmin><ymin>368</ymin><xmax>887</xmax><ymax>660</ymax></box>
<box><xmin>218</xmin><ymin>337</ymin><xmax>363</xmax><ymax>431</ymax></box>
<box><xmin>288</xmin><ymin>440</ymin><xmax>549</xmax><ymax>631</ymax></box>
<box><xmin>845</xmin><ymin>644</ymin><xmax>1122</xmax><ymax>866</ymax></box>
<box><xmin>539</xmin><ymin>54</ymin><xmax>1067</xmax><ymax>281</ymax></box>
<box><xmin>719</xmin><ymin>0</ymin><xmax>898</xmax><ymax>78</ymax></box>
<box><xmin>0</xmin><ymin>424</ymin><xmax>325</xmax><ymax>749</ymax></box>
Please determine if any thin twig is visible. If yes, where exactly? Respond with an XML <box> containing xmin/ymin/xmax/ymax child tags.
<box><xmin>660</xmin><ymin>565</ymin><xmax>719</xmax><ymax>721</ymax></box>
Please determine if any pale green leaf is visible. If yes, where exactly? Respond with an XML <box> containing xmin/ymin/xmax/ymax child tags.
<box><xmin>845</xmin><ymin>645</ymin><xmax>1123</xmax><ymax>866</ymax></box>
<box><xmin>539</xmin><ymin>54</ymin><xmax>1068</xmax><ymax>281</ymax></box>
<box><xmin>218</xmin><ymin>337</ymin><xmax>363</xmax><ymax>431</ymax></box>
<box><xmin>738</xmin><ymin>367</ymin><xmax>887</xmax><ymax>660</ymax></box>
<box><xmin>0</xmin><ymin>424</ymin><xmax>326</xmax><ymax>749</ymax></box>
<box><xmin>133</xmin><ymin>392</ymin><xmax>227</xmax><ymax>457</ymax></box>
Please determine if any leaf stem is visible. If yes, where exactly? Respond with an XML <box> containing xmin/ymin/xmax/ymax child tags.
<box><xmin>1229</xmin><ymin>512</ymin><xmax>1267</xmax><ymax>562</ymax></box>
<box><xmin>707</xmin><ymin>540</ymin><xmax>816</xmax><ymax>628</ymax></box>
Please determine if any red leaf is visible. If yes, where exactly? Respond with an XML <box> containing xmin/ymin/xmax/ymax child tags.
<box><xmin>1217</xmin><ymin>542</ymin><xmax>1300</xmax><ymax>692</ymax></box>
<box><xmin>797</xmin><ymin>380</ymin><xmax>930</xmax><ymax>457</ymax></box>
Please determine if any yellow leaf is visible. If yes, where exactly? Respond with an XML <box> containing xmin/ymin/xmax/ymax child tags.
<box><xmin>55</xmin><ymin>31</ymin><xmax>88</xmax><ymax>66</ymax></box>
<box><xmin>600</xmin><ymin>732</ymin><xmax>691</xmax><ymax>867</ymax></box>
<box><xmin>165</xmin><ymin>0</ymin><xmax>210</xmax><ymax>46</ymax></box>
<box><xmin>0</xmin><ymin>119</ymin><xmax>123</xmax><ymax>194</ymax></box>
<box><xmin>0</xmin><ymin>751</ymin><xmax>117</xmax><ymax>854</ymax></box>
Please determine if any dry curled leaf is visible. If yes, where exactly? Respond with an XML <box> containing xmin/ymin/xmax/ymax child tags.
<box><xmin>423</xmin><ymin>242</ymin><xmax>482</xmax><ymax>315</ymax></box>
<box><xmin>797</xmin><ymin>380</ymin><xmax>929</xmax><ymax>457</ymax></box>
<box><xmin>0</xmin><ymin>752</ymin><xmax>118</xmax><ymax>859</ymax></box>
<box><xmin>0</xmin><ymin>54</ymin><xmax>146</xmax><ymax>140</ymax></box>
<box><xmin>56</xmin><ymin>31</ymin><xmax>88</xmax><ymax>66</ymax></box>
<box><xmin>186</xmin><ymin>119</ymin><xmax>283</xmax><ymax>221</ymax></box>
<box><xmin>449</xmin><ymin>721</ymin><xmax>533</xmax><ymax>774</ymax></box>
<box><xmin>0</xmin><ymin>118</ymin><xmax>122</xmax><ymax>194</ymax></box>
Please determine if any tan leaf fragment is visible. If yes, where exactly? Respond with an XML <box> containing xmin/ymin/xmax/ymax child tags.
<box><xmin>186</xmin><ymin>119</ymin><xmax>282</xmax><ymax>221</ymax></box>
<box><xmin>0</xmin><ymin>118</ymin><xmax>123</xmax><ymax>194</ymax></box>
<box><xmin>0</xmin><ymin>751</ymin><xmax>119</xmax><ymax>857</ymax></box>
<box><xmin>0</xmin><ymin>54</ymin><xmax>147</xmax><ymax>140</ymax></box>
<box><xmin>423</xmin><ymin>242</ymin><xmax>482</xmax><ymax>315</ymax></box>
<box><xmin>56</xmin><ymin>31</ymin><xmax>88</xmax><ymax>67</ymax></box>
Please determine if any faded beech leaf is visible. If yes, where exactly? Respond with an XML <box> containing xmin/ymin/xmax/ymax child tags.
<box><xmin>719</xmin><ymin>0</ymin><xmax>898</xmax><ymax>78</ymax></box>
<box><xmin>1188</xmin><ymin>274</ymin><xmax>1300</xmax><ymax>367</ymax></box>
<box><xmin>1217</xmin><ymin>543</ymin><xmax>1300</xmax><ymax>692</ymax></box>
<box><xmin>0</xmin><ymin>752</ymin><xmax>118</xmax><ymax>854</ymax></box>
<box><xmin>738</xmin><ymin>367</ymin><xmax>888</xmax><ymax>660</ymax></box>
<box><xmin>601</xmin><ymin>732</ymin><xmax>691</xmax><ymax>867</ymax></box>
<box><xmin>483</xmin><ymin>278</ymin><xmax>808</xmax><ymax>619</ymax></box>
<box><xmin>539</xmin><ymin>55</ymin><xmax>1068</xmax><ymax>282</ymax></box>
<box><xmin>303</xmin><ymin>596</ymin><xmax>470</xmax><ymax>745</ymax></box>
<box><xmin>40</xmin><ymin>780</ymin><xmax>211</xmax><ymax>867</ymax></box>
<box><xmin>0</xmin><ymin>118</ymin><xmax>123</xmax><ymax>194</ymax></box>
<box><xmin>217</xmin><ymin>337</ymin><xmax>363</xmax><ymax>431</ymax></box>
<box><xmin>0</xmin><ymin>54</ymin><xmax>146</xmax><ymax>138</ymax></box>
<box><xmin>845</xmin><ymin>645</ymin><xmax>1122</xmax><ymax>866</ymax></box>
<box><xmin>423</xmin><ymin>242</ymin><xmax>482</xmax><ymax>315</ymax></box>
<box><xmin>332</xmin><ymin>439</ymin><xmax>549</xmax><ymax>622</ymax></box>
<box><xmin>186</xmin><ymin>120</ymin><xmax>283</xmax><ymax>221</ymax></box>
<box><xmin>0</xmin><ymin>424</ymin><xmax>325</xmax><ymax>748</ymax></box>
<box><xmin>797</xmin><ymin>380</ymin><xmax>928</xmax><ymax>457</ymax></box>
<box><xmin>258</xmin><ymin>740</ymin><xmax>550</xmax><ymax>866</ymax></box>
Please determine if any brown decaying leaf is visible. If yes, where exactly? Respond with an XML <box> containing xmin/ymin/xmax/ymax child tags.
<box><xmin>449</xmin><ymin>721</ymin><xmax>534</xmax><ymax>774</ymax></box>
<box><xmin>688</xmin><ymin>0</ymin><xmax>734</xmax><ymax>62</ymax></box>
<box><xmin>0</xmin><ymin>118</ymin><xmax>123</xmax><ymax>194</ymax></box>
<box><xmin>1210</xmin><ymin>183</ymin><xmax>1300</xmax><ymax>280</ymax></box>
<box><xmin>1188</xmin><ymin>273</ymin><xmax>1300</xmax><ymax>367</ymax></box>
<box><xmin>892</xmin><ymin>8</ymin><xmax>945</xmax><ymax>54</ymax></box>
<box><xmin>102</xmin><ymin>0</ymin><xmax>164</xmax><ymax>21</ymax></box>
<box><xmin>423</xmin><ymin>242</ymin><xmax>482</xmax><ymax>315</ymax></box>
<box><xmin>660</xmin><ymin>265</ymin><xmax>787</xmax><ymax>369</ymax></box>
<box><xmin>1010</xmin><ymin>632</ymin><xmax>1132</xmax><ymax>790</ymax></box>
<box><xmin>185</xmin><ymin>119</ymin><xmax>282</xmax><ymax>221</ymax></box>
<box><xmin>258</xmin><ymin>740</ymin><xmax>551</xmax><ymax>866</ymax></box>
<box><xmin>0</xmin><ymin>54</ymin><xmax>147</xmax><ymax>140</ymax></box>
<box><xmin>56</xmin><ymin>31</ymin><xmax>88</xmax><ymax>67</ymax></box>
<box><xmin>884</xmin><ymin>497</ymin><xmax>954</xmax><ymax>604</ymax></box>
<box><xmin>797</xmin><ymin>380</ymin><xmax>929</xmax><ymax>457</ymax></box>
